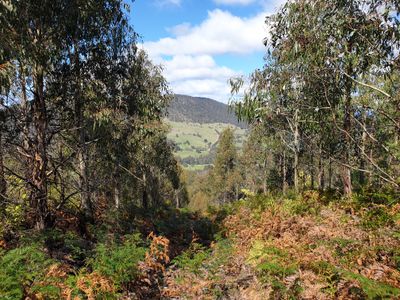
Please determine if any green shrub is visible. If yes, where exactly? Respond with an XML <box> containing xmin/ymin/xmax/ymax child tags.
<box><xmin>0</xmin><ymin>245</ymin><xmax>53</xmax><ymax>299</ymax></box>
<box><xmin>63</xmin><ymin>231</ymin><xmax>90</xmax><ymax>262</ymax></box>
<box><xmin>361</xmin><ymin>205</ymin><xmax>393</xmax><ymax>229</ymax></box>
<box><xmin>248</xmin><ymin>241</ymin><xmax>298</xmax><ymax>282</ymax></box>
<box><xmin>344</xmin><ymin>271</ymin><xmax>400</xmax><ymax>299</ymax></box>
<box><xmin>245</xmin><ymin>194</ymin><xmax>277</xmax><ymax>212</ymax></box>
<box><xmin>248</xmin><ymin>241</ymin><xmax>301</xmax><ymax>299</ymax></box>
<box><xmin>172</xmin><ymin>242</ymin><xmax>211</xmax><ymax>274</ymax></box>
<box><xmin>89</xmin><ymin>233</ymin><xmax>146</xmax><ymax>289</ymax></box>
<box><xmin>355</xmin><ymin>189</ymin><xmax>399</xmax><ymax>206</ymax></box>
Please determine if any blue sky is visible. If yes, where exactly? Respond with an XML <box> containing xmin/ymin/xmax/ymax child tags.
<box><xmin>128</xmin><ymin>0</ymin><xmax>285</xmax><ymax>103</ymax></box>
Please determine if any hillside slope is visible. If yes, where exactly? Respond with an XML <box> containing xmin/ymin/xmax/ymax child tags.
<box><xmin>167</xmin><ymin>94</ymin><xmax>246</xmax><ymax>128</ymax></box>
<box><xmin>166</xmin><ymin>121</ymin><xmax>246</xmax><ymax>170</ymax></box>
<box><xmin>165</xmin><ymin>192</ymin><xmax>400</xmax><ymax>299</ymax></box>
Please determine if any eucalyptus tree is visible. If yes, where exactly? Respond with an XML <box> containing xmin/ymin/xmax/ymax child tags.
<box><xmin>231</xmin><ymin>0</ymin><xmax>400</xmax><ymax>196</ymax></box>
<box><xmin>0</xmin><ymin>0</ymin><xmax>77</xmax><ymax>229</ymax></box>
<box><xmin>240</xmin><ymin>124</ymin><xmax>281</xmax><ymax>193</ymax></box>
<box><xmin>55</xmin><ymin>0</ymin><xmax>139</xmax><ymax>222</ymax></box>
<box><xmin>209</xmin><ymin>128</ymin><xmax>240</xmax><ymax>203</ymax></box>
<box><xmin>0</xmin><ymin>0</ymin><xmax>178</xmax><ymax>230</ymax></box>
<box><xmin>93</xmin><ymin>50</ymin><xmax>174</xmax><ymax>210</ymax></box>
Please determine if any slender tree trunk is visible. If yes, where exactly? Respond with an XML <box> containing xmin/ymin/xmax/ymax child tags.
<box><xmin>282</xmin><ymin>151</ymin><xmax>288</xmax><ymax>193</ymax></box>
<box><xmin>317</xmin><ymin>146</ymin><xmax>325</xmax><ymax>191</ymax></box>
<box><xmin>328</xmin><ymin>158</ymin><xmax>333</xmax><ymax>189</ymax></box>
<box><xmin>0</xmin><ymin>130</ymin><xmax>6</xmax><ymax>208</ymax></box>
<box><xmin>74</xmin><ymin>43</ymin><xmax>93</xmax><ymax>221</ymax></box>
<box><xmin>142</xmin><ymin>172</ymin><xmax>148</xmax><ymax>209</ymax></box>
<box><xmin>58</xmin><ymin>144</ymin><xmax>66</xmax><ymax>207</ymax></box>
<box><xmin>19</xmin><ymin>63</ymin><xmax>32</xmax><ymax>195</ymax></box>
<box><xmin>114</xmin><ymin>177</ymin><xmax>120</xmax><ymax>209</ymax></box>
<box><xmin>293</xmin><ymin>109</ymin><xmax>300</xmax><ymax>193</ymax></box>
<box><xmin>78</xmin><ymin>147</ymin><xmax>92</xmax><ymax>218</ymax></box>
<box><xmin>342</xmin><ymin>64</ymin><xmax>353</xmax><ymax>197</ymax></box>
<box><xmin>175</xmin><ymin>189</ymin><xmax>180</xmax><ymax>209</ymax></box>
<box><xmin>31</xmin><ymin>66</ymin><xmax>49</xmax><ymax>230</ymax></box>
<box><xmin>310</xmin><ymin>161</ymin><xmax>315</xmax><ymax>190</ymax></box>
<box><xmin>263</xmin><ymin>159</ymin><xmax>268</xmax><ymax>194</ymax></box>
<box><xmin>359</xmin><ymin>109</ymin><xmax>368</xmax><ymax>186</ymax></box>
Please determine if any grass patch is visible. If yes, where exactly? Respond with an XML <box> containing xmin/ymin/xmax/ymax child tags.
<box><xmin>166</xmin><ymin>120</ymin><xmax>247</xmax><ymax>168</ymax></box>
<box><xmin>343</xmin><ymin>271</ymin><xmax>400</xmax><ymax>299</ymax></box>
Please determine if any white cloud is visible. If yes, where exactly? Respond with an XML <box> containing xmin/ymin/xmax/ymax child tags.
<box><xmin>172</xmin><ymin>79</ymin><xmax>233</xmax><ymax>102</ymax></box>
<box><xmin>166</xmin><ymin>22</ymin><xmax>192</xmax><ymax>36</ymax></box>
<box><xmin>159</xmin><ymin>55</ymin><xmax>239</xmax><ymax>103</ymax></box>
<box><xmin>163</xmin><ymin>55</ymin><xmax>237</xmax><ymax>81</ymax></box>
<box><xmin>144</xmin><ymin>9</ymin><xmax>268</xmax><ymax>57</ymax></box>
<box><xmin>214</xmin><ymin>0</ymin><xmax>257</xmax><ymax>5</ymax></box>
<box><xmin>141</xmin><ymin>8</ymin><xmax>279</xmax><ymax>102</ymax></box>
<box><xmin>155</xmin><ymin>0</ymin><xmax>181</xmax><ymax>7</ymax></box>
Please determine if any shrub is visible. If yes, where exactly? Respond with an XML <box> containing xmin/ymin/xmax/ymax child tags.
<box><xmin>172</xmin><ymin>242</ymin><xmax>211</xmax><ymax>274</ymax></box>
<box><xmin>355</xmin><ymin>189</ymin><xmax>399</xmax><ymax>206</ymax></box>
<box><xmin>287</xmin><ymin>190</ymin><xmax>322</xmax><ymax>216</ymax></box>
<box><xmin>248</xmin><ymin>241</ymin><xmax>298</xmax><ymax>282</ymax></box>
<box><xmin>245</xmin><ymin>194</ymin><xmax>276</xmax><ymax>212</ymax></box>
<box><xmin>361</xmin><ymin>204</ymin><xmax>394</xmax><ymax>229</ymax></box>
<box><xmin>0</xmin><ymin>245</ymin><xmax>53</xmax><ymax>299</ymax></box>
<box><xmin>89</xmin><ymin>233</ymin><xmax>147</xmax><ymax>289</ymax></box>
<box><xmin>248</xmin><ymin>241</ymin><xmax>301</xmax><ymax>298</ymax></box>
<box><xmin>63</xmin><ymin>230</ymin><xmax>90</xmax><ymax>262</ymax></box>
<box><xmin>344</xmin><ymin>271</ymin><xmax>400</xmax><ymax>299</ymax></box>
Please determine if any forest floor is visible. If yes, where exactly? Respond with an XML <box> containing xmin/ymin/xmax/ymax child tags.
<box><xmin>0</xmin><ymin>190</ymin><xmax>399</xmax><ymax>299</ymax></box>
<box><xmin>163</xmin><ymin>191</ymin><xmax>400</xmax><ymax>299</ymax></box>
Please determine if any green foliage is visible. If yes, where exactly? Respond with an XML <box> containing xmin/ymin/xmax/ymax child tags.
<box><xmin>167</xmin><ymin>120</ymin><xmax>246</xmax><ymax>170</ymax></box>
<box><xmin>151</xmin><ymin>206</ymin><xmax>216</xmax><ymax>245</ymax></box>
<box><xmin>343</xmin><ymin>271</ymin><xmax>400</xmax><ymax>299</ymax></box>
<box><xmin>355</xmin><ymin>189</ymin><xmax>399</xmax><ymax>206</ymax></box>
<box><xmin>245</xmin><ymin>193</ymin><xmax>277</xmax><ymax>212</ymax></box>
<box><xmin>89</xmin><ymin>233</ymin><xmax>146</xmax><ymax>288</ymax></box>
<box><xmin>248</xmin><ymin>241</ymin><xmax>298</xmax><ymax>281</ymax></box>
<box><xmin>209</xmin><ymin>236</ymin><xmax>233</xmax><ymax>268</ymax></box>
<box><xmin>248</xmin><ymin>241</ymin><xmax>301</xmax><ymax>299</ymax></box>
<box><xmin>360</xmin><ymin>205</ymin><xmax>394</xmax><ymax>230</ymax></box>
<box><xmin>283</xmin><ymin>191</ymin><xmax>322</xmax><ymax>216</ymax></box>
<box><xmin>63</xmin><ymin>231</ymin><xmax>90</xmax><ymax>262</ymax></box>
<box><xmin>0</xmin><ymin>245</ymin><xmax>53</xmax><ymax>299</ymax></box>
<box><xmin>172</xmin><ymin>243</ymin><xmax>211</xmax><ymax>274</ymax></box>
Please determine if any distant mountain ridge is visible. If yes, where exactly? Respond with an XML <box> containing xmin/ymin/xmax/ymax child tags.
<box><xmin>167</xmin><ymin>94</ymin><xmax>246</xmax><ymax>128</ymax></box>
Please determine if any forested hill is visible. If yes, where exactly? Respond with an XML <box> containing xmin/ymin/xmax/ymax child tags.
<box><xmin>167</xmin><ymin>94</ymin><xmax>246</xmax><ymax>128</ymax></box>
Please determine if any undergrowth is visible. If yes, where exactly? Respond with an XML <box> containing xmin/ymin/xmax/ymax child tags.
<box><xmin>164</xmin><ymin>189</ymin><xmax>400</xmax><ymax>299</ymax></box>
<box><xmin>1</xmin><ymin>190</ymin><xmax>399</xmax><ymax>299</ymax></box>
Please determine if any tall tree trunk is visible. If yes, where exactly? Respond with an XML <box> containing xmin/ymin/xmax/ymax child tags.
<box><xmin>142</xmin><ymin>172</ymin><xmax>148</xmax><ymax>209</ymax></box>
<box><xmin>328</xmin><ymin>158</ymin><xmax>333</xmax><ymax>189</ymax></box>
<box><xmin>19</xmin><ymin>62</ymin><xmax>32</xmax><ymax>196</ymax></box>
<box><xmin>359</xmin><ymin>109</ymin><xmax>368</xmax><ymax>186</ymax></box>
<box><xmin>0</xmin><ymin>129</ymin><xmax>6</xmax><ymax>209</ymax></box>
<box><xmin>113</xmin><ymin>175</ymin><xmax>120</xmax><ymax>209</ymax></box>
<box><xmin>263</xmin><ymin>159</ymin><xmax>268</xmax><ymax>194</ymax></box>
<box><xmin>74</xmin><ymin>43</ymin><xmax>93</xmax><ymax>222</ymax></box>
<box><xmin>282</xmin><ymin>151</ymin><xmax>288</xmax><ymax>193</ymax></box>
<box><xmin>31</xmin><ymin>66</ymin><xmax>49</xmax><ymax>230</ymax></box>
<box><xmin>317</xmin><ymin>146</ymin><xmax>325</xmax><ymax>191</ymax></box>
<box><xmin>293</xmin><ymin>109</ymin><xmax>300</xmax><ymax>193</ymax></box>
<box><xmin>342</xmin><ymin>63</ymin><xmax>353</xmax><ymax>197</ymax></box>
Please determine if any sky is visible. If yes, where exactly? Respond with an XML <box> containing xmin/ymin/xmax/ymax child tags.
<box><xmin>129</xmin><ymin>0</ymin><xmax>285</xmax><ymax>103</ymax></box>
